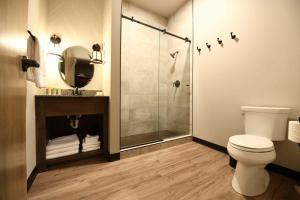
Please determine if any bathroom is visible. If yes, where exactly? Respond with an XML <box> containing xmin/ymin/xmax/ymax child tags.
<box><xmin>1</xmin><ymin>0</ymin><xmax>300</xmax><ymax>199</ymax></box>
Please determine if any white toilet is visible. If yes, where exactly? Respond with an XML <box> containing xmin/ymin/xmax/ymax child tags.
<box><xmin>227</xmin><ymin>106</ymin><xmax>290</xmax><ymax>196</ymax></box>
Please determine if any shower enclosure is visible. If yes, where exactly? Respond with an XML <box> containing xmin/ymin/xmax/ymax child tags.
<box><xmin>121</xmin><ymin>2</ymin><xmax>193</xmax><ymax>148</ymax></box>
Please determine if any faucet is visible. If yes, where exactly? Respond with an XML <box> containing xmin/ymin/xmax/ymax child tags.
<box><xmin>72</xmin><ymin>87</ymin><xmax>82</xmax><ymax>95</ymax></box>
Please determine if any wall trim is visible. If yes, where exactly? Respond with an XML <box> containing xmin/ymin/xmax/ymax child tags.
<box><xmin>109</xmin><ymin>153</ymin><xmax>120</xmax><ymax>161</ymax></box>
<box><xmin>192</xmin><ymin>137</ymin><xmax>227</xmax><ymax>154</ymax></box>
<box><xmin>27</xmin><ymin>166</ymin><xmax>38</xmax><ymax>191</ymax></box>
<box><xmin>266</xmin><ymin>164</ymin><xmax>300</xmax><ymax>181</ymax></box>
<box><xmin>192</xmin><ymin>136</ymin><xmax>300</xmax><ymax>181</ymax></box>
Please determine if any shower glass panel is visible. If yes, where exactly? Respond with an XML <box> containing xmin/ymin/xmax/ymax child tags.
<box><xmin>121</xmin><ymin>19</ymin><xmax>160</xmax><ymax>148</ymax></box>
<box><xmin>158</xmin><ymin>33</ymin><xmax>191</xmax><ymax>140</ymax></box>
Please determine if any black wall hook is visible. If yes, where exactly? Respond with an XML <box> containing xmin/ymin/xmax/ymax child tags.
<box><xmin>21</xmin><ymin>56</ymin><xmax>40</xmax><ymax>72</ymax></box>
<box><xmin>217</xmin><ymin>38</ymin><xmax>223</xmax><ymax>45</ymax></box>
<box><xmin>196</xmin><ymin>46</ymin><xmax>201</xmax><ymax>54</ymax></box>
<box><xmin>231</xmin><ymin>32</ymin><xmax>236</xmax><ymax>39</ymax></box>
<box><xmin>27</xmin><ymin>30</ymin><xmax>36</xmax><ymax>41</ymax></box>
<box><xmin>206</xmin><ymin>43</ymin><xmax>211</xmax><ymax>49</ymax></box>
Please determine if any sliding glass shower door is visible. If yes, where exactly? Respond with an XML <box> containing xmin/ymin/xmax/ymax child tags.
<box><xmin>120</xmin><ymin>14</ymin><xmax>192</xmax><ymax>149</ymax></box>
<box><xmin>121</xmin><ymin>19</ymin><xmax>160</xmax><ymax>148</ymax></box>
<box><xmin>158</xmin><ymin>33</ymin><xmax>191</xmax><ymax>140</ymax></box>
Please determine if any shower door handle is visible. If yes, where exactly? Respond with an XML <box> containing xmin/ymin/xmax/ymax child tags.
<box><xmin>173</xmin><ymin>80</ymin><xmax>180</xmax><ymax>88</ymax></box>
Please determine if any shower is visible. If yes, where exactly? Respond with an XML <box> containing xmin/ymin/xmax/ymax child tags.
<box><xmin>170</xmin><ymin>51</ymin><xmax>179</xmax><ymax>58</ymax></box>
<box><xmin>121</xmin><ymin>10</ymin><xmax>192</xmax><ymax>149</ymax></box>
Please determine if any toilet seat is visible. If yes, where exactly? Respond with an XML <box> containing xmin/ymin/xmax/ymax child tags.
<box><xmin>229</xmin><ymin>135</ymin><xmax>274</xmax><ymax>153</ymax></box>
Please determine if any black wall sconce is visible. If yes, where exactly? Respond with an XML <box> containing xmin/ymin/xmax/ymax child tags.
<box><xmin>48</xmin><ymin>34</ymin><xmax>63</xmax><ymax>62</ymax></box>
<box><xmin>50</xmin><ymin>34</ymin><xmax>61</xmax><ymax>46</ymax></box>
<box><xmin>90</xmin><ymin>43</ymin><xmax>103</xmax><ymax>64</ymax></box>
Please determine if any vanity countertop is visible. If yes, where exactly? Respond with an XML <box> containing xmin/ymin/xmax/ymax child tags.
<box><xmin>35</xmin><ymin>95</ymin><xmax>109</xmax><ymax>98</ymax></box>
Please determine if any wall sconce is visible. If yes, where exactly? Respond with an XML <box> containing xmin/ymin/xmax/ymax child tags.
<box><xmin>50</xmin><ymin>34</ymin><xmax>61</xmax><ymax>47</ymax></box>
<box><xmin>90</xmin><ymin>43</ymin><xmax>103</xmax><ymax>64</ymax></box>
<box><xmin>48</xmin><ymin>34</ymin><xmax>63</xmax><ymax>62</ymax></box>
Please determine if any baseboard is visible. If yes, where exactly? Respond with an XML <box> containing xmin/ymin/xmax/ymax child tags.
<box><xmin>192</xmin><ymin>137</ymin><xmax>227</xmax><ymax>154</ymax></box>
<box><xmin>109</xmin><ymin>153</ymin><xmax>120</xmax><ymax>161</ymax></box>
<box><xmin>266</xmin><ymin>164</ymin><xmax>300</xmax><ymax>181</ymax></box>
<box><xmin>27</xmin><ymin>166</ymin><xmax>37</xmax><ymax>191</ymax></box>
<box><xmin>192</xmin><ymin>136</ymin><xmax>300</xmax><ymax>181</ymax></box>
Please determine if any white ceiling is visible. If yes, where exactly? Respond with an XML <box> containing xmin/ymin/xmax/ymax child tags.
<box><xmin>125</xmin><ymin>0</ymin><xmax>188</xmax><ymax>18</ymax></box>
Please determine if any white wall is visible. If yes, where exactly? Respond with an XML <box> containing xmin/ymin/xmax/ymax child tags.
<box><xmin>45</xmin><ymin>0</ymin><xmax>104</xmax><ymax>90</ymax></box>
<box><xmin>26</xmin><ymin>0</ymin><xmax>47</xmax><ymax>178</ymax></box>
<box><xmin>193</xmin><ymin>0</ymin><xmax>300</xmax><ymax>171</ymax></box>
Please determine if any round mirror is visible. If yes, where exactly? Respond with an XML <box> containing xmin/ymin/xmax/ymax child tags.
<box><xmin>59</xmin><ymin>46</ymin><xmax>94</xmax><ymax>88</ymax></box>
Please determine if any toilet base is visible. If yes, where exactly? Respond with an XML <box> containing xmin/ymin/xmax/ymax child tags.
<box><xmin>232</xmin><ymin>162</ymin><xmax>270</xmax><ymax>196</ymax></box>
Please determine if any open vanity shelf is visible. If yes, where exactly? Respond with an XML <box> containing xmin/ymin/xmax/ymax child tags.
<box><xmin>35</xmin><ymin>95</ymin><xmax>109</xmax><ymax>172</ymax></box>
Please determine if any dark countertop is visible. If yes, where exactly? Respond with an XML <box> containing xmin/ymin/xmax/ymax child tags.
<box><xmin>35</xmin><ymin>95</ymin><xmax>109</xmax><ymax>98</ymax></box>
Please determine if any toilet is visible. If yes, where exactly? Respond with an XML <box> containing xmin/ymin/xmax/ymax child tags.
<box><xmin>227</xmin><ymin>106</ymin><xmax>290</xmax><ymax>196</ymax></box>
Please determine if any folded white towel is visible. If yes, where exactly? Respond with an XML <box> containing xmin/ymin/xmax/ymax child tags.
<box><xmin>82</xmin><ymin>146</ymin><xmax>100</xmax><ymax>152</ymax></box>
<box><xmin>83</xmin><ymin>140</ymin><xmax>101</xmax><ymax>146</ymax></box>
<box><xmin>86</xmin><ymin>134</ymin><xmax>99</xmax><ymax>139</ymax></box>
<box><xmin>48</xmin><ymin>134</ymin><xmax>78</xmax><ymax>143</ymax></box>
<box><xmin>84</xmin><ymin>135</ymin><xmax>99</xmax><ymax>142</ymax></box>
<box><xmin>82</xmin><ymin>143</ymin><xmax>100</xmax><ymax>149</ymax></box>
<box><xmin>47</xmin><ymin>146</ymin><xmax>79</xmax><ymax>155</ymax></box>
<box><xmin>46</xmin><ymin>149</ymin><xmax>79</xmax><ymax>159</ymax></box>
<box><xmin>47</xmin><ymin>135</ymin><xmax>79</xmax><ymax>151</ymax></box>
<box><xmin>46</xmin><ymin>141</ymin><xmax>79</xmax><ymax>151</ymax></box>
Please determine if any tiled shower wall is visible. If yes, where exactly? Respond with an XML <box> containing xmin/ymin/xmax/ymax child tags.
<box><xmin>166</xmin><ymin>1</ymin><xmax>193</xmax><ymax>135</ymax></box>
<box><xmin>121</xmin><ymin>1</ymin><xmax>192</xmax><ymax>138</ymax></box>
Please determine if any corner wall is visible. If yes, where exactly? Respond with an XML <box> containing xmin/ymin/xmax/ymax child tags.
<box><xmin>103</xmin><ymin>0</ymin><xmax>122</xmax><ymax>154</ymax></box>
<box><xmin>193</xmin><ymin>0</ymin><xmax>300</xmax><ymax>171</ymax></box>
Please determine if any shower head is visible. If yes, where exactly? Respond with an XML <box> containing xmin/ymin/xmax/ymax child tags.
<box><xmin>170</xmin><ymin>51</ymin><xmax>179</xmax><ymax>59</ymax></box>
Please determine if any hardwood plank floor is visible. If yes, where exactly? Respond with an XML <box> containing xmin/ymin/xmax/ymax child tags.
<box><xmin>28</xmin><ymin>142</ymin><xmax>300</xmax><ymax>200</ymax></box>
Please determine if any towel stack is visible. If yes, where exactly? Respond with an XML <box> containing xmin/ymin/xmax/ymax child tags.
<box><xmin>82</xmin><ymin>134</ymin><xmax>101</xmax><ymax>152</ymax></box>
<box><xmin>46</xmin><ymin>134</ymin><xmax>79</xmax><ymax>159</ymax></box>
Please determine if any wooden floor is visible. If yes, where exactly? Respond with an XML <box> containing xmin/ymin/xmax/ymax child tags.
<box><xmin>28</xmin><ymin>142</ymin><xmax>300</xmax><ymax>200</ymax></box>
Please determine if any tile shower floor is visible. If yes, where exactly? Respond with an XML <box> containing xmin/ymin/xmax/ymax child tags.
<box><xmin>121</xmin><ymin>130</ymin><xmax>187</xmax><ymax>148</ymax></box>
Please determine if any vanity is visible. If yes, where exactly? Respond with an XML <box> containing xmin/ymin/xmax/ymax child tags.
<box><xmin>35</xmin><ymin>96</ymin><xmax>109</xmax><ymax>172</ymax></box>
<box><xmin>35</xmin><ymin>45</ymin><xmax>108</xmax><ymax>172</ymax></box>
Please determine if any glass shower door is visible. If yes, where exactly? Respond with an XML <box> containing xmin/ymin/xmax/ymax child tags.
<box><xmin>121</xmin><ymin>20</ymin><xmax>160</xmax><ymax>148</ymax></box>
<box><xmin>158</xmin><ymin>33</ymin><xmax>192</xmax><ymax>140</ymax></box>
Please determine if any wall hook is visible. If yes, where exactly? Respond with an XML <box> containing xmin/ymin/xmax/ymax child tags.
<box><xmin>196</xmin><ymin>46</ymin><xmax>201</xmax><ymax>54</ymax></box>
<box><xmin>21</xmin><ymin>56</ymin><xmax>40</xmax><ymax>72</ymax></box>
<box><xmin>231</xmin><ymin>32</ymin><xmax>236</xmax><ymax>39</ymax></box>
<box><xmin>217</xmin><ymin>38</ymin><xmax>223</xmax><ymax>45</ymax></box>
<box><xmin>27</xmin><ymin>30</ymin><xmax>36</xmax><ymax>41</ymax></box>
<box><xmin>206</xmin><ymin>43</ymin><xmax>211</xmax><ymax>49</ymax></box>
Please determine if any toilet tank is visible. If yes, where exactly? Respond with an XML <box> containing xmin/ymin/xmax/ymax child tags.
<box><xmin>242</xmin><ymin>106</ymin><xmax>291</xmax><ymax>141</ymax></box>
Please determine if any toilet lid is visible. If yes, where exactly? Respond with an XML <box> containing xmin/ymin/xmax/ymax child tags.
<box><xmin>229</xmin><ymin>135</ymin><xmax>274</xmax><ymax>152</ymax></box>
